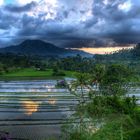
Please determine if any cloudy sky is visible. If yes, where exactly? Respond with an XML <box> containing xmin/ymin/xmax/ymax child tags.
<box><xmin>0</xmin><ymin>0</ymin><xmax>140</xmax><ymax>50</ymax></box>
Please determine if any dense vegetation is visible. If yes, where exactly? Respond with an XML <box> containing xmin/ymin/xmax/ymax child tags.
<box><xmin>95</xmin><ymin>43</ymin><xmax>140</xmax><ymax>61</ymax></box>
<box><xmin>62</xmin><ymin>64</ymin><xmax>140</xmax><ymax>140</ymax></box>
<box><xmin>0</xmin><ymin>44</ymin><xmax>140</xmax><ymax>81</ymax></box>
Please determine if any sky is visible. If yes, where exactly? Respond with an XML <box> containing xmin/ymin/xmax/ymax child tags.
<box><xmin>74</xmin><ymin>46</ymin><xmax>134</xmax><ymax>54</ymax></box>
<box><xmin>0</xmin><ymin>0</ymin><xmax>140</xmax><ymax>52</ymax></box>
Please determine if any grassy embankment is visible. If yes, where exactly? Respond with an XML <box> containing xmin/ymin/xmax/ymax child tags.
<box><xmin>0</xmin><ymin>68</ymin><xmax>77</xmax><ymax>80</ymax></box>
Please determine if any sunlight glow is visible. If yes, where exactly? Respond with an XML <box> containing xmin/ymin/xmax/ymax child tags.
<box><xmin>16</xmin><ymin>0</ymin><xmax>58</xmax><ymax>20</ymax></box>
<box><xmin>103</xmin><ymin>0</ymin><xmax>109</xmax><ymax>5</ymax></box>
<box><xmin>118</xmin><ymin>0</ymin><xmax>132</xmax><ymax>12</ymax></box>
<box><xmin>16</xmin><ymin>0</ymin><xmax>38</xmax><ymax>5</ymax></box>
<box><xmin>22</xmin><ymin>100</ymin><xmax>39</xmax><ymax>116</ymax></box>
<box><xmin>0</xmin><ymin>0</ymin><xmax>4</xmax><ymax>6</ymax></box>
<box><xmin>48</xmin><ymin>98</ymin><xmax>56</xmax><ymax>105</ymax></box>
<box><xmin>72</xmin><ymin>46</ymin><xmax>134</xmax><ymax>54</ymax></box>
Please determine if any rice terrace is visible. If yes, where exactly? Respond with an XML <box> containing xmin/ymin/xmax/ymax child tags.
<box><xmin>0</xmin><ymin>0</ymin><xmax>140</xmax><ymax>140</ymax></box>
<box><xmin>0</xmin><ymin>79</ymin><xmax>77</xmax><ymax>140</ymax></box>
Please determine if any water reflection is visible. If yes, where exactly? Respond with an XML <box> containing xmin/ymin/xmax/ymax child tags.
<box><xmin>0</xmin><ymin>79</ymin><xmax>76</xmax><ymax>140</ymax></box>
<box><xmin>21</xmin><ymin>101</ymin><xmax>40</xmax><ymax>116</ymax></box>
<box><xmin>48</xmin><ymin>99</ymin><xmax>56</xmax><ymax>105</ymax></box>
<box><xmin>44</xmin><ymin>85</ymin><xmax>55</xmax><ymax>88</ymax></box>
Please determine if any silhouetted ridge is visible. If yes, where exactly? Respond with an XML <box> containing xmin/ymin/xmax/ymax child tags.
<box><xmin>0</xmin><ymin>39</ymin><xmax>93</xmax><ymax>57</ymax></box>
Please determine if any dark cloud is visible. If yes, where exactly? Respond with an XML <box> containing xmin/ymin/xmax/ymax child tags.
<box><xmin>0</xmin><ymin>0</ymin><xmax>140</xmax><ymax>48</ymax></box>
<box><xmin>4</xmin><ymin>2</ymin><xmax>37</xmax><ymax>13</ymax></box>
<box><xmin>0</xmin><ymin>10</ymin><xmax>19</xmax><ymax>30</ymax></box>
<box><xmin>87</xmin><ymin>0</ymin><xmax>140</xmax><ymax>45</ymax></box>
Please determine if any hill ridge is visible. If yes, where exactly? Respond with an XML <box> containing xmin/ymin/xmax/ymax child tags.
<box><xmin>0</xmin><ymin>39</ymin><xmax>93</xmax><ymax>57</ymax></box>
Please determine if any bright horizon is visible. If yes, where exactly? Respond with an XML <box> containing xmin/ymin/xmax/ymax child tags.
<box><xmin>71</xmin><ymin>46</ymin><xmax>134</xmax><ymax>54</ymax></box>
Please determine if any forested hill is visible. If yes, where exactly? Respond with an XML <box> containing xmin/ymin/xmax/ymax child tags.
<box><xmin>95</xmin><ymin>43</ymin><xmax>140</xmax><ymax>61</ymax></box>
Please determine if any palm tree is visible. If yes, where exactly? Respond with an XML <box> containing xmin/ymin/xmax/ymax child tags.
<box><xmin>69</xmin><ymin>73</ymin><xmax>90</xmax><ymax>104</ymax></box>
<box><xmin>67</xmin><ymin>73</ymin><xmax>91</xmax><ymax>132</ymax></box>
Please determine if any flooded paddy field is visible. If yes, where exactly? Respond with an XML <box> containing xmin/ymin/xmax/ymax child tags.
<box><xmin>0</xmin><ymin>80</ymin><xmax>140</xmax><ymax>140</ymax></box>
<box><xmin>0</xmin><ymin>80</ymin><xmax>77</xmax><ymax>140</ymax></box>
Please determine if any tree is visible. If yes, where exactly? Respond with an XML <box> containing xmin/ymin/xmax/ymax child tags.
<box><xmin>100</xmin><ymin>64</ymin><xmax>131</xmax><ymax>96</ymax></box>
<box><xmin>132</xmin><ymin>43</ymin><xmax>140</xmax><ymax>58</ymax></box>
<box><xmin>64</xmin><ymin>64</ymin><xmax>139</xmax><ymax>140</ymax></box>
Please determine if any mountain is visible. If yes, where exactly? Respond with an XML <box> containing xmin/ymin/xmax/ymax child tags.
<box><xmin>0</xmin><ymin>40</ymin><xmax>93</xmax><ymax>57</ymax></box>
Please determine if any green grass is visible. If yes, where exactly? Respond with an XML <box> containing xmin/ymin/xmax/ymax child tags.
<box><xmin>3</xmin><ymin>68</ymin><xmax>53</xmax><ymax>77</ymax></box>
<box><xmin>0</xmin><ymin>68</ymin><xmax>77</xmax><ymax>80</ymax></box>
<box><xmin>64</xmin><ymin>70</ymin><xmax>78</xmax><ymax>77</ymax></box>
<box><xmin>130</xmin><ymin>74</ymin><xmax>140</xmax><ymax>82</ymax></box>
